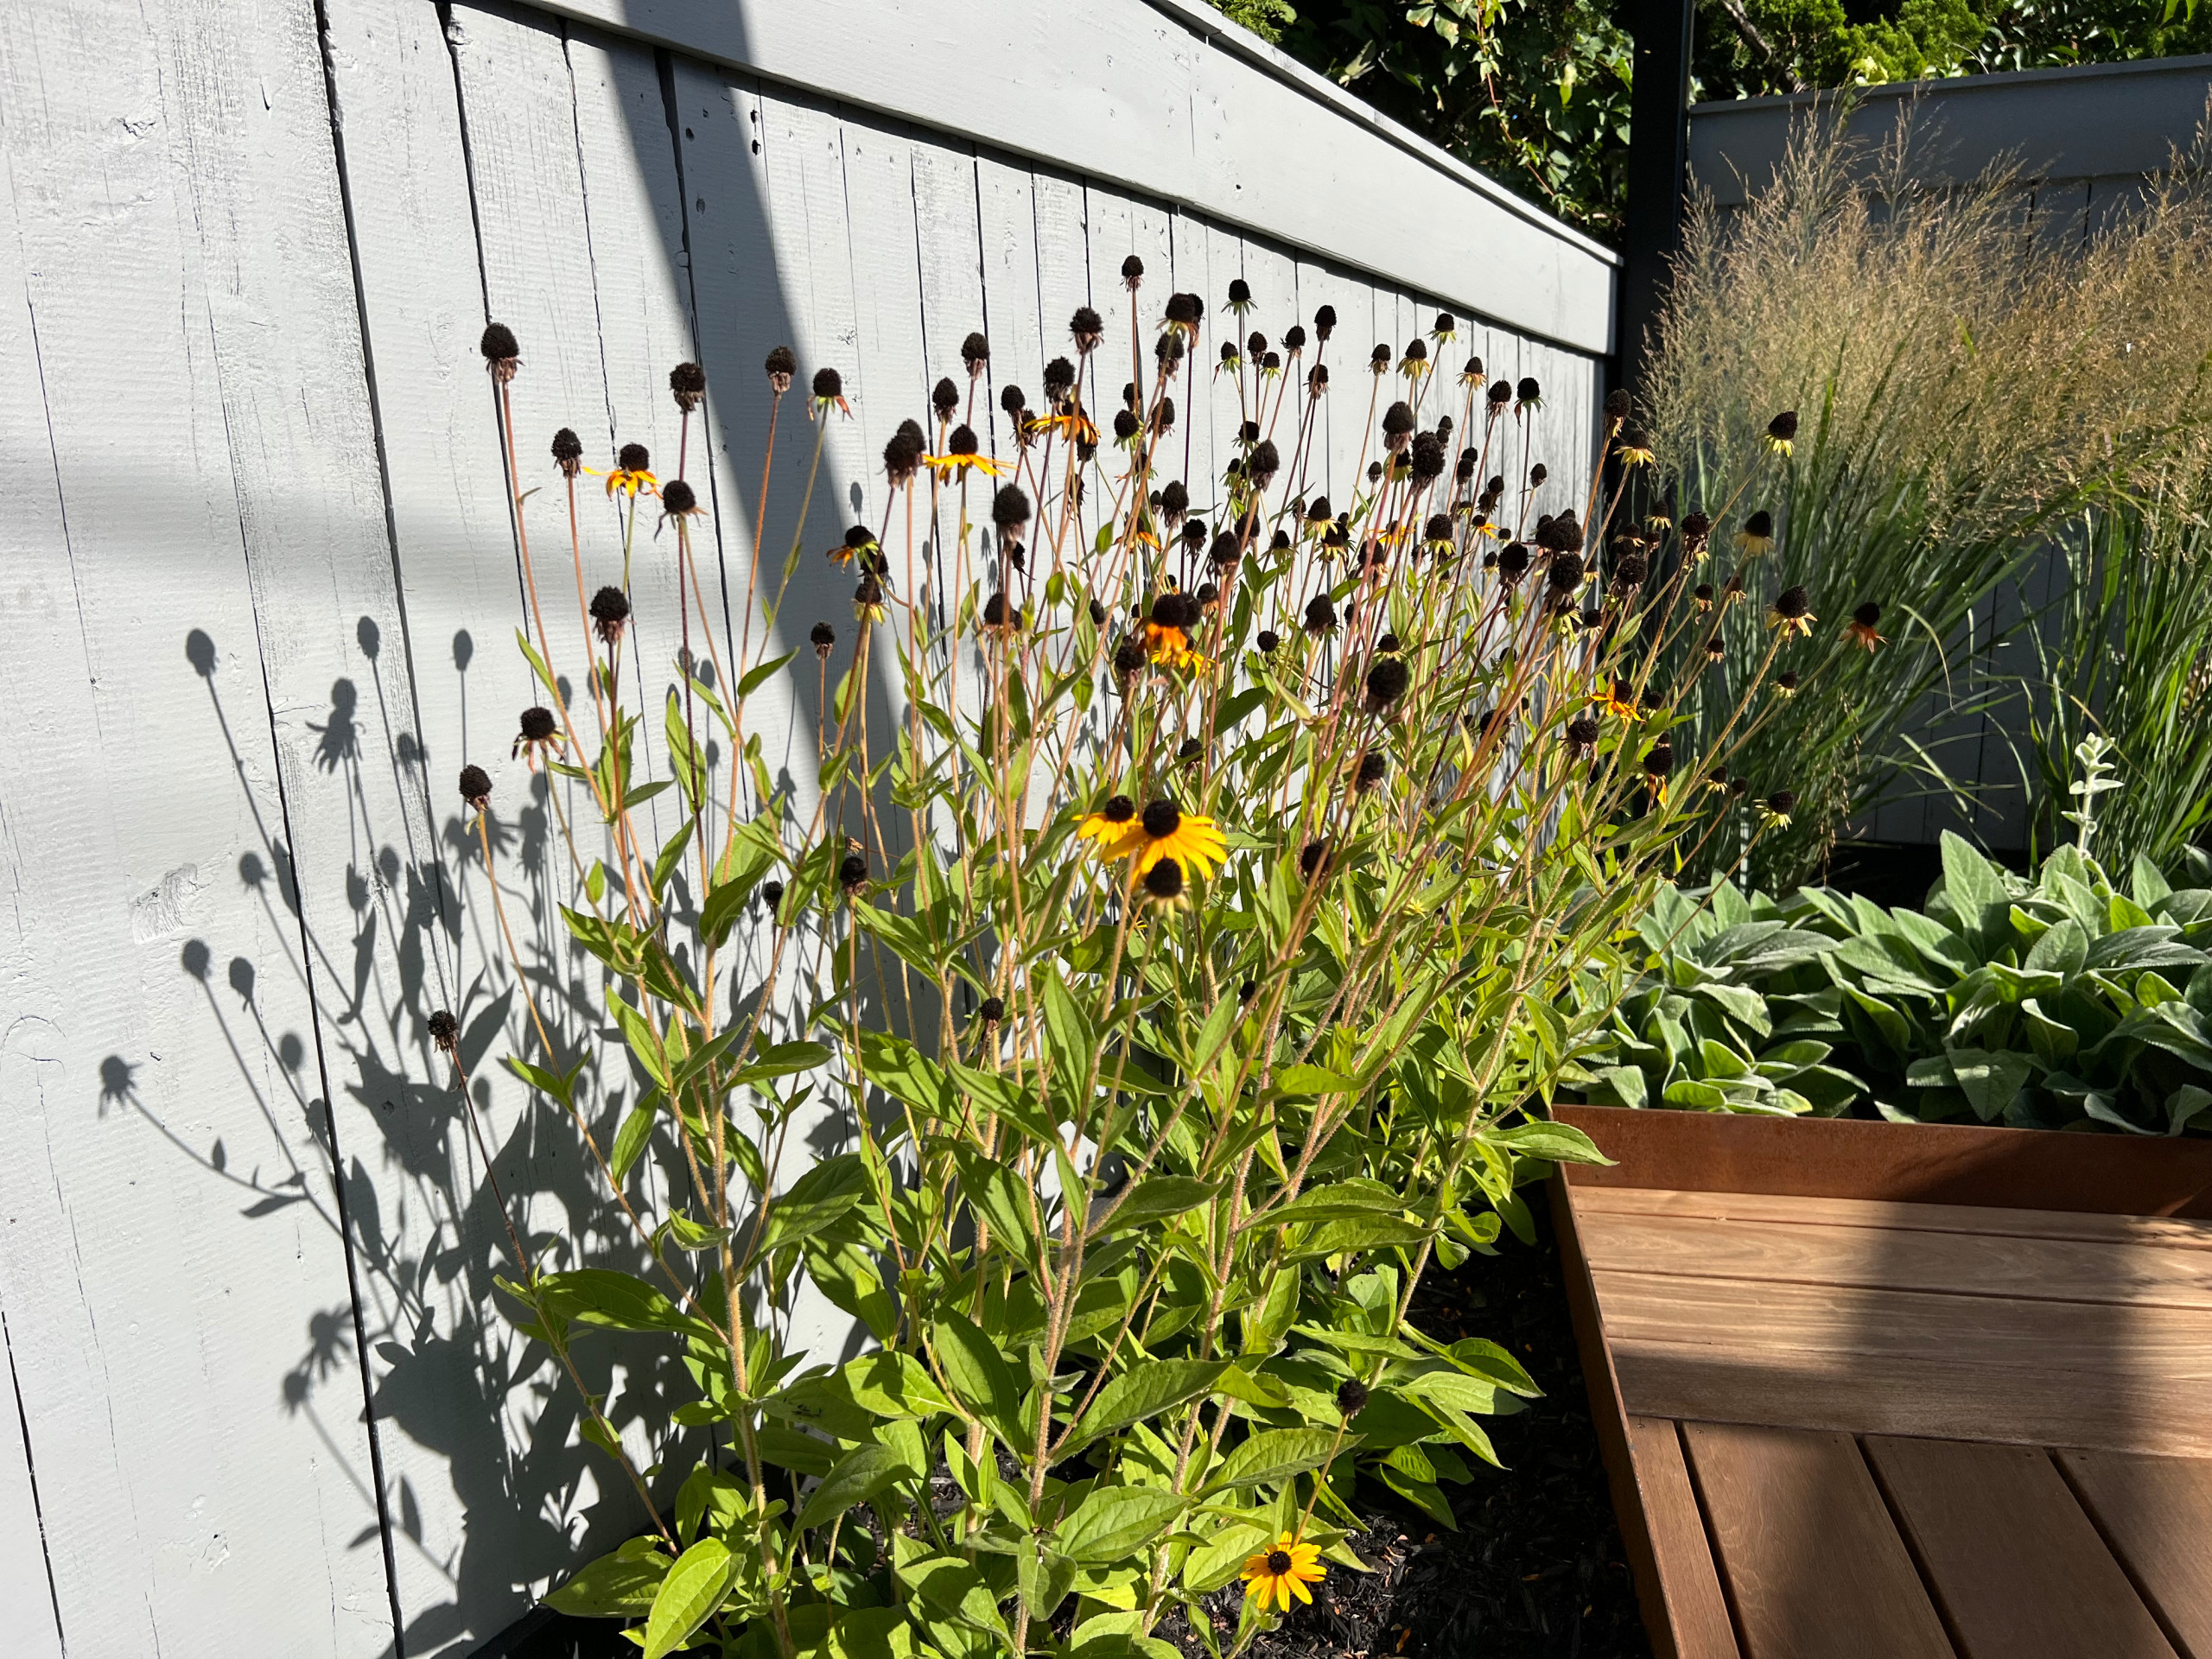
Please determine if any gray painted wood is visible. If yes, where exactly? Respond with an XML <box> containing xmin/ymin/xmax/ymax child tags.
<box><xmin>0</xmin><ymin>0</ymin><xmax>1608</xmax><ymax>1647</ymax></box>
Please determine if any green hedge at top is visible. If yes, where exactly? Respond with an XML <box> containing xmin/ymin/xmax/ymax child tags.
<box><xmin>1566</xmin><ymin>832</ymin><xmax>2212</xmax><ymax>1135</ymax></box>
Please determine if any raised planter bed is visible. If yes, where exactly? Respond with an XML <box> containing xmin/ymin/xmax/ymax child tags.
<box><xmin>1550</xmin><ymin>1104</ymin><xmax>2212</xmax><ymax>1659</ymax></box>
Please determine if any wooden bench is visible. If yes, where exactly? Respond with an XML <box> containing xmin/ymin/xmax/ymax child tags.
<box><xmin>1551</xmin><ymin>1105</ymin><xmax>2212</xmax><ymax>1659</ymax></box>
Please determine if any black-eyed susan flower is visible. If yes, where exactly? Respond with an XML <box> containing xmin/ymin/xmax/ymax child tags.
<box><xmin>1400</xmin><ymin>337</ymin><xmax>1430</xmax><ymax>379</ymax></box>
<box><xmin>830</xmin><ymin>524</ymin><xmax>877</xmax><ymax>567</ymax></box>
<box><xmin>1693</xmin><ymin>582</ymin><xmax>1715</xmax><ymax>613</ymax></box>
<box><xmin>1702</xmin><ymin>766</ymin><xmax>1733</xmax><ymax>796</ymax></box>
<box><xmin>810</xmin><ymin>366</ymin><xmax>849</xmax><ymax>419</ymax></box>
<box><xmin>480</xmin><ymin>322</ymin><xmax>520</xmax><ymax>384</ymax></box>
<box><xmin>924</xmin><ymin>423</ymin><xmax>1006</xmax><ymax>480</ymax></box>
<box><xmin>1643</xmin><ymin>736</ymin><xmax>1675</xmax><ymax>805</ymax></box>
<box><xmin>594</xmin><ymin>442</ymin><xmax>657</xmax><ymax>499</ymax></box>
<box><xmin>1758</xmin><ymin>789</ymin><xmax>1796</xmax><ymax>828</ymax></box>
<box><xmin>1077</xmin><ymin>795</ymin><xmax>1138</xmax><ymax>852</ymax></box>
<box><xmin>1767</xmin><ymin>584</ymin><xmax>1815</xmax><ymax>638</ymax></box>
<box><xmin>1141</xmin><ymin>856</ymin><xmax>1187</xmax><ymax>908</ymax></box>
<box><xmin>1163</xmin><ymin>291</ymin><xmax>1201</xmax><ymax>340</ymax></box>
<box><xmin>1217</xmin><ymin>340</ymin><xmax>1243</xmax><ymax>378</ymax></box>
<box><xmin>1845</xmin><ymin>601</ymin><xmax>1885</xmax><ymax>651</ymax></box>
<box><xmin>1618</xmin><ymin>426</ymin><xmax>1655</xmax><ymax>467</ymax></box>
<box><xmin>1704</xmin><ymin>633</ymin><xmax>1726</xmax><ymax>666</ymax></box>
<box><xmin>1242</xmin><ymin>1533</ymin><xmax>1325</xmax><ymax>1612</ymax></box>
<box><xmin>1735</xmin><ymin>511</ymin><xmax>1776</xmax><ymax>556</ymax></box>
<box><xmin>1764</xmin><ymin>410</ymin><xmax>1799</xmax><ymax>457</ymax></box>
<box><xmin>1723</xmin><ymin>573</ymin><xmax>1747</xmax><ymax>606</ymax></box>
<box><xmin>459</xmin><ymin>764</ymin><xmax>493</xmax><ymax>811</ymax></box>
<box><xmin>1599</xmin><ymin>677</ymin><xmax>1641</xmax><ymax>721</ymax></box>
<box><xmin>1143</xmin><ymin>593</ymin><xmax>1205</xmax><ymax>669</ymax></box>
<box><xmin>1128</xmin><ymin>798</ymin><xmax>1225</xmax><ymax>880</ymax></box>
<box><xmin>512</xmin><ymin>705</ymin><xmax>562</xmax><ymax>763</ymax></box>
<box><xmin>1516</xmin><ymin>376</ymin><xmax>1542</xmax><ymax>413</ymax></box>
<box><xmin>1775</xmin><ymin>671</ymin><xmax>1800</xmax><ymax>698</ymax></box>
<box><xmin>589</xmin><ymin>585</ymin><xmax>630</xmax><ymax>645</ymax></box>
<box><xmin>854</xmin><ymin>575</ymin><xmax>888</xmax><ymax>624</ymax></box>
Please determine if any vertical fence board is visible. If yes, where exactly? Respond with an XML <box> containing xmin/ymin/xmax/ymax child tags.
<box><xmin>1</xmin><ymin>0</ymin><xmax>411</xmax><ymax>1650</ymax></box>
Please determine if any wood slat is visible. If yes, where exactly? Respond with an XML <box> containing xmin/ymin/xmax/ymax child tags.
<box><xmin>1572</xmin><ymin>1185</ymin><xmax>2212</xmax><ymax>1253</ymax></box>
<box><xmin>2056</xmin><ymin>1451</ymin><xmax>2212</xmax><ymax>1658</ymax></box>
<box><xmin>1599</xmin><ymin>1270</ymin><xmax>2212</xmax><ymax>1454</ymax></box>
<box><xmin>1554</xmin><ymin>1104</ymin><xmax>2212</xmax><ymax>1217</ymax></box>
<box><xmin>1627</xmin><ymin>1417</ymin><xmax>1740</xmax><ymax>1659</ymax></box>
<box><xmin>1867</xmin><ymin>1438</ymin><xmax>2177</xmax><ymax>1659</ymax></box>
<box><xmin>1593</xmin><ymin>1269</ymin><xmax>2212</xmax><ymax>1377</ymax></box>
<box><xmin>1578</xmin><ymin>1209</ymin><xmax>2212</xmax><ymax>1310</ymax></box>
<box><xmin>1681</xmin><ymin>1423</ymin><xmax>1954</xmax><ymax>1659</ymax></box>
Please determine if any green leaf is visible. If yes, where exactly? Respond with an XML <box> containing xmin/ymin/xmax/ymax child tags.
<box><xmin>1485</xmin><ymin>1120</ymin><xmax>1613</xmax><ymax>1166</ymax></box>
<box><xmin>543</xmin><ymin>1536</ymin><xmax>670</xmax><ymax>1618</ymax></box>
<box><xmin>610</xmin><ymin>1096</ymin><xmax>658</xmax><ymax>1185</ymax></box>
<box><xmin>899</xmin><ymin>1548</ymin><xmax>1013</xmax><ymax>1641</ymax></box>
<box><xmin>1944</xmin><ymin>1047</ymin><xmax>2035</xmax><ymax>1122</ymax></box>
<box><xmin>1019</xmin><ymin>1546</ymin><xmax>1078</xmax><ymax>1621</ymax></box>
<box><xmin>737</xmin><ymin>647</ymin><xmax>799</xmax><ymax>701</ymax></box>
<box><xmin>1286</xmin><ymin>1213</ymin><xmax>1432</xmax><ymax>1259</ymax></box>
<box><xmin>641</xmin><ymin>1536</ymin><xmax>738</xmax><ymax>1659</ymax></box>
<box><xmin>798</xmin><ymin>1442</ymin><xmax>913</xmax><ymax>1530</ymax></box>
<box><xmin>932</xmin><ymin>1311</ymin><xmax>1025</xmax><ymax>1444</ymax></box>
<box><xmin>537</xmin><ymin>1269</ymin><xmax>714</xmax><ymax>1339</ymax></box>
<box><xmin>1180</xmin><ymin>1519</ymin><xmax>1273</xmax><ymax>1593</ymax></box>
<box><xmin>756</xmin><ymin>1152</ymin><xmax>869</xmax><ymax>1256</ymax></box>
<box><xmin>1205</xmin><ymin>1427</ymin><xmax>1347</xmax><ymax>1493</ymax></box>
<box><xmin>1090</xmin><ymin>1175</ymin><xmax>1223</xmax><ymax>1236</ymax></box>
<box><xmin>1263</xmin><ymin>1178</ymin><xmax>1408</xmax><ymax>1225</ymax></box>
<box><xmin>1056</xmin><ymin>1485</ymin><xmax>1186</xmax><ymax>1564</ymax></box>
<box><xmin>1060</xmin><ymin>1360</ymin><xmax>1230</xmax><ymax>1454</ymax></box>
<box><xmin>752</xmin><ymin>1425</ymin><xmax>837</xmax><ymax>1477</ymax></box>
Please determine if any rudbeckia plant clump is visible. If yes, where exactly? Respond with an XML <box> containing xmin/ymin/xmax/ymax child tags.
<box><xmin>438</xmin><ymin>291</ymin><xmax>1795</xmax><ymax>1658</ymax></box>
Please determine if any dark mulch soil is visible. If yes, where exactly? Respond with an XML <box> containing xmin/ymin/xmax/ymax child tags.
<box><xmin>500</xmin><ymin>1185</ymin><xmax>1647</xmax><ymax>1659</ymax></box>
<box><xmin>1162</xmin><ymin>1182</ymin><xmax>1648</xmax><ymax>1659</ymax></box>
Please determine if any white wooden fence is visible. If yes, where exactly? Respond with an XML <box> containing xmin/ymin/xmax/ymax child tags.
<box><xmin>0</xmin><ymin>0</ymin><xmax>1614</xmax><ymax>1651</ymax></box>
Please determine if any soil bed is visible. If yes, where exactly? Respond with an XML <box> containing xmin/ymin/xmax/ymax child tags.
<box><xmin>1165</xmin><ymin>1183</ymin><xmax>1647</xmax><ymax>1659</ymax></box>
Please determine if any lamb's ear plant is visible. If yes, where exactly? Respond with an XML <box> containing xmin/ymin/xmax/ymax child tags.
<box><xmin>434</xmin><ymin>291</ymin><xmax>1791</xmax><ymax>1657</ymax></box>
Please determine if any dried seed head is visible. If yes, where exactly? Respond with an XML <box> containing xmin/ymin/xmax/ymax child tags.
<box><xmin>1402</xmin><ymin>337</ymin><xmax>1427</xmax><ymax>364</ymax></box>
<box><xmin>1000</xmin><ymin>383</ymin><xmax>1027</xmax><ymax>420</ymax></box>
<box><xmin>949</xmin><ymin>423</ymin><xmax>980</xmax><ymax>456</ymax></box>
<box><xmin>991</xmin><ymin>484</ymin><xmax>1032</xmax><ymax>537</ymax></box>
<box><xmin>978</xmin><ymin>995</ymin><xmax>1006</xmax><ymax>1024</ymax></box>
<box><xmin>459</xmin><ymin>764</ymin><xmax>492</xmax><ymax>810</ymax></box>
<box><xmin>884</xmin><ymin>429</ymin><xmax>922</xmax><ymax>484</ymax></box>
<box><xmin>1306</xmin><ymin>495</ymin><xmax>1334</xmax><ymax>524</ymax></box>
<box><xmin>1313</xmin><ymin>303</ymin><xmax>1337</xmax><ymax>339</ymax></box>
<box><xmin>1536</xmin><ymin>511</ymin><xmax>1586</xmax><ymax>556</ymax></box>
<box><xmin>1255</xmin><ymin>628</ymin><xmax>1281</xmax><ymax>654</ymax></box>
<box><xmin>761</xmin><ymin>880</ymin><xmax>785</xmax><ymax>909</ymax></box>
<box><xmin>1681</xmin><ymin>511</ymin><xmax>1713</xmax><ymax>549</ymax></box>
<box><xmin>1644</xmin><ymin>738</ymin><xmax>1674</xmax><ymax>779</ymax></box>
<box><xmin>838</xmin><ymin>852</ymin><xmax>868</xmax><ymax>893</ymax></box>
<box><xmin>1774</xmin><ymin>583</ymin><xmax>1811</xmax><ymax>620</ymax></box>
<box><xmin>1854</xmin><ymin>601</ymin><xmax>1882</xmax><ymax>629</ymax></box>
<box><xmin>1365</xmin><ymin>657</ymin><xmax>1409</xmax><ymax>713</ymax></box>
<box><xmin>669</xmin><ymin>360</ymin><xmax>706</xmax><ymax>412</ymax></box>
<box><xmin>1071</xmin><ymin>306</ymin><xmax>1104</xmax><ymax>353</ymax></box>
<box><xmin>1605</xmin><ymin>386</ymin><xmax>1632</xmax><ymax>423</ymax></box>
<box><xmin>1769</xmin><ymin>789</ymin><xmax>1797</xmax><ymax>815</ymax></box>
<box><xmin>620</xmin><ymin>442</ymin><xmax>652</xmax><ymax>474</ymax></box>
<box><xmin>1164</xmin><ymin>291</ymin><xmax>1200</xmax><ymax>327</ymax></box>
<box><xmin>1160</xmin><ymin>480</ymin><xmax>1190</xmax><ymax>523</ymax></box>
<box><xmin>1248</xmin><ymin>331</ymin><xmax>1268</xmax><ymax>359</ymax></box>
<box><xmin>1529</xmin><ymin>463</ymin><xmax>1548</xmax><ymax>487</ymax></box>
<box><xmin>1497</xmin><ymin>543</ymin><xmax>1531</xmax><ymax>582</ymax></box>
<box><xmin>1565</xmin><ymin>715</ymin><xmax>1599</xmax><ymax>753</ymax></box>
<box><xmin>1283</xmin><ymin>324</ymin><xmax>1307</xmax><ymax>353</ymax></box>
<box><xmin>1382</xmin><ymin>400</ymin><xmax>1414</xmax><ymax>440</ymax></box>
<box><xmin>1370</xmin><ymin>343</ymin><xmax>1392</xmax><ymax>372</ymax></box>
<box><xmin>932</xmin><ymin>377</ymin><xmax>961</xmax><ymax>421</ymax></box>
<box><xmin>810</xmin><ymin>620</ymin><xmax>836</xmax><ymax>657</ymax></box>
<box><xmin>811</xmin><ymin>366</ymin><xmax>843</xmax><ymax>403</ymax></box>
<box><xmin>1355</xmin><ymin>750</ymin><xmax>1387</xmax><ymax>791</ymax></box>
<box><xmin>1548</xmin><ymin>552</ymin><xmax>1586</xmax><ymax>594</ymax></box>
<box><xmin>428</xmin><ymin>1009</ymin><xmax>460</xmax><ymax>1052</ymax></box>
<box><xmin>1248</xmin><ymin>440</ymin><xmax>1281</xmax><ymax>487</ymax></box>
<box><xmin>1516</xmin><ymin>376</ymin><xmax>1541</xmax><ymax>406</ymax></box>
<box><xmin>1177</xmin><ymin>736</ymin><xmax>1203</xmax><ymax>764</ymax></box>
<box><xmin>1043</xmin><ymin>356</ymin><xmax>1076</xmax><ymax>398</ymax></box>
<box><xmin>981</xmin><ymin>593</ymin><xmax>1020</xmax><ymax>631</ymax></box>
<box><xmin>518</xmin><ymin>707</ymin><xmax>557</xmax><ymax>744</ymax></box>
<box><xmin>961</xmin><ymin>331</ymin><xmax>989</xmax><ymax>373</ymax></box>
<box><xmin>1409</xmin><ymin>433</ymin><xmax>1445</xmax><ymax>482</ymax></box>
<box><xmin>661</xmin><ymin>479</ymin><xmax>700</xmax><ymax>517</ymax></box>
<box><xmin>1121</xmin><ymin>253</ymin><xmax>1144</xmax><ymax>289</ymax></box>
<box><xmin>1299</xmin><ymin>839</ymin><xmax>1331</xmax><ymax>880</ymax></box>
<box><xmin>589</xmin><ymin>584</ymin><xmax>630</xmax><ymax>643</ymax></box>
<box><xmin>1425</xmin><ymin>513</ymin><xmax>1453</xmax><ymax>545</ymax></box>
<box><xmin>551</xmin><ymin>427</ymin><xmax>584</xmax><ymax>476</ymax></box>
<box><xmin>1612</xmin><ymin>552</ymin><xmax>1649</xmax><ymax>588</ymax></box>
<box><xmin>480</xmin><ymin>321</ymin><xmax>520</xmax><ymax>382</ymax></box>
<box><xmin>765</xmin><ymin>345</ymin><xmax>797</xmax><ymax>391</ymax></box>
<box><xmin>1303</xmin><ymin>592</ymin><xmax>1338</xmax><ymax>634</ymax></box>
<box><xmin>1768</xmin><ymin>410</ymin><xmax>1799</xmax><ymax>444</ymax></box>
<box><xmin>1113</xmin><ymin>639</ymin><xmax>1147</xmax><ymax>677</ymax></box>
<box><xmin>1112</xmin><ymin>410</ymin><xmax>1140</xmax><ymax>443</ymax></box>
<box><xmin>1488</xmin><ymin>378</ymin><xmax>1513</xmax><ymax>406</ymax></box>
<box><xmin>1228</xmin><ymin>277</ymin><xmax>1252</xmax><ymax>307</ymax></box>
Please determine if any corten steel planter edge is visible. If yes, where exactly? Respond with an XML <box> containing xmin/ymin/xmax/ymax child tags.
<box><xmin>1547</xmin><ymin>1104</ymin><xmax>2212</xmax><ymax>1659</ymax></box>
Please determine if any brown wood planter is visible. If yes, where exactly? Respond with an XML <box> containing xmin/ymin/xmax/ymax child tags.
<box><xmin>1549</xmin><ymin>1104</ymin><xmax>2212</xmax><ymax>1659</ymax></box>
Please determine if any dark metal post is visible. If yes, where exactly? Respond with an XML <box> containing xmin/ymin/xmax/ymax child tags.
<box><xmin>1618</xmin><ymin>0</ymin><xmax>1696</xmax><ymax>396</ymax></box>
